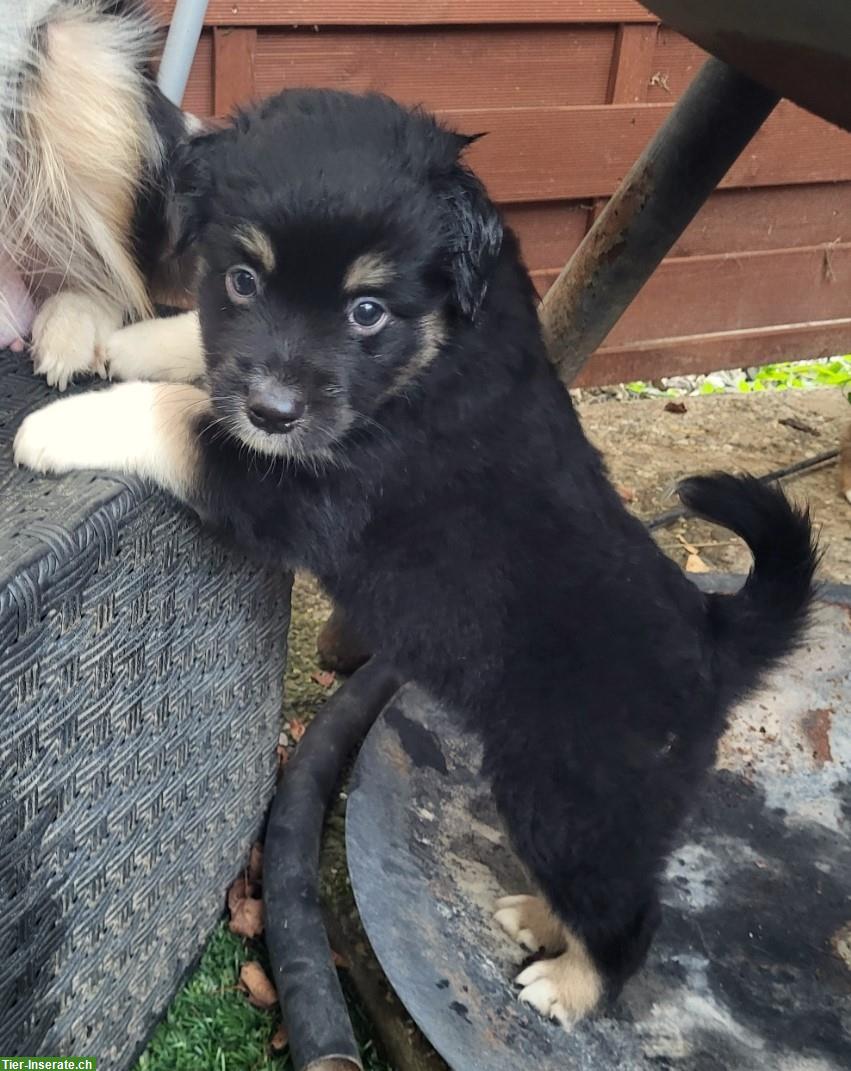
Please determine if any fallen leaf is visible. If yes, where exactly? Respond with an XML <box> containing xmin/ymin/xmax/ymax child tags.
<box><xmin>331</xmin><ymin>949</ymin><xmax>351</xmax><ymax>969</ymax></box>
<box><xmin>228</xmin><ymin>875</ymin><xmax>257</xmax><ymax>914</ymax></box>
<box><xmin>270</xmin><ymin>1025</ymin><xmax>289</xmax><ymax>1052</ymax></box>
<box><xmin>664</xmin><ymin>400</ymin><xmax>688</xmax><ymax>414</ymax></box>
<box><xmin>240</xmin><ymin>962</ymin><xmax>277</xmax><ymax>1009</ymax></box>
<box><xmin>675</xmin><ymin>533</ymin><xmax>700</xmax><ymax>556</ymax></box>
<box><xmin>310</xmin><ymin>669</ymin><xmax>336</xmax><ymax>689</ymax></box>
<box><xmin>248</xmin><ymin>842</ymin><xmax>264</xmax><ymax>882</ymax></box>
<box><xmin>685</xmin><ymin>553</ymin><xmax>711</xmax><ymax>574</ymax></box>
<box><xmin>289</xmin><ymin>717</ymin><xmax>306</xmax><ymax>742</ymax></box>
<box><xmin>228</xmin><ymin>876</ymin><xmax>264</xmax><ymax>938</ymax></box>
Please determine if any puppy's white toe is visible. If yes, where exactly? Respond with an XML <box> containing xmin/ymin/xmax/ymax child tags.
<box><xmin>31</xmin><ymin>293</ymin><xmax>122</xmax><ymax>390</ymax></box>
<box><xmin>494</xmin><ymin>894</ymin><xmax>566</xmax><ymax>954</ymax></box>
<box><xmin>514</xmin><ymin>944</ymin><xmax>603</xmax><ymax>1031</ymax></box>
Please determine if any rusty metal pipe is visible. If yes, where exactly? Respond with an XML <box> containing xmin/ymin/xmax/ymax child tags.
<box><xmin>541</xmin><ymin>58</ymin><xmax>779</xmax><ymax>385</ymax></box>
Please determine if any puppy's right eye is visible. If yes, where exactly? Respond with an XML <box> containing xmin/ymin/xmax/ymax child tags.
<box><xmin>226</xmin><ymin>266</ymin><xmax>259</xmax><ymax>304</ymax></box>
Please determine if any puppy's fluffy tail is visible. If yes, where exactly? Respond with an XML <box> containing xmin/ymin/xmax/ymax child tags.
<box><xmin>677</xmin><ymin>473</ymin><xmax>818</xmax><ymax>686</ymax></box>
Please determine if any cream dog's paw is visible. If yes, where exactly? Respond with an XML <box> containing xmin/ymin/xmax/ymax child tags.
<box><xmin>31</xmin><ymin>292</ymin><xmax>122</xmax><ymax>390</ymax></box>
<box><xmin>515</xmin><ymin>941</ymin><xmax>603</xmax><ymax>1030</ymax></box>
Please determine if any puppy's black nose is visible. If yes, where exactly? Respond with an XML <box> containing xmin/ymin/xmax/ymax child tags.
<box><xmin>246</xmin><ymin>385</ymin><xmax>305</xmax><ymax>433</ymax></box>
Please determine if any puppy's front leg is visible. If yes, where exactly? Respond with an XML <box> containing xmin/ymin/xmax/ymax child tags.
<box><xmin>106</xmin><ymin>311</ymin><xmax>205</xmax><ymax>383</ymax></box>
<box><xmin>14</xmin><ymin>382</ymin><xmax>206</xmax><ymax>501</ymax></box>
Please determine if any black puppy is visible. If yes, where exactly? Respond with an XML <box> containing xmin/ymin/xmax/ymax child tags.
<box><xmin>15</xmin><ymin>90</ymin><xmax>817</xmax><ymax>1027</ymax></box>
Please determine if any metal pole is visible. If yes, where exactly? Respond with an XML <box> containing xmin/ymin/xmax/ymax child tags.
<box><xmin>541</xmin><ymin>58</ymin><xmax>780</xmax><ymax>385</ymax></box>
<box><xmin>156</xmin><ymin>0</ymin><xmax>210</xmax><ymax>107</ymax></box>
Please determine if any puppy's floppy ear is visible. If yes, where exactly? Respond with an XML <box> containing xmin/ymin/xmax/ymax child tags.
<box><xmin>436</xmin><ymin>134</ymin><xmax>503</xmax><ymax>320</ymax></box>
<box><xmin>166</xmin><ymin>132</ymin><xmax>218</xmax><ymax>255</ymax></box>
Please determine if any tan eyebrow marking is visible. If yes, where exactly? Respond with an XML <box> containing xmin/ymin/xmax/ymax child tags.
<box><xmin>344</xmin><ymin>252</ymin><xmax>395</xmax><ymax>292</ymax></box>
<box><xmin>235</xmin><ymin>224</ymin><xmax>275</xmax><ymax>273</ymax></box>
<box><xmin>385</xmin><ymin>311</ymin><xmax>446</xmax><ymax>398</ymax></box>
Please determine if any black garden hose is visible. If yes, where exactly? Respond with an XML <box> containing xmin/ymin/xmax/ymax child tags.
<box><xmin>647</xmin><ymin>448</ymin><xmax>839</xmax><ymax>531</ymax></box>
<box><xmin>264</xmin><ymin>656</ymin><xmax>402</xmax><ymax>1071</ymax></box>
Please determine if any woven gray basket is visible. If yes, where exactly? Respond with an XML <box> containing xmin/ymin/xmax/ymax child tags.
<box><xmin>0</xmin><ymin>350</ymin><xmax>292</xmax><ymax>1065</ymax></box>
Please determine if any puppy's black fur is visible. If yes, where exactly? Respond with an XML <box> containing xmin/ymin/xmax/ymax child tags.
<box><xmin>174</xmin><ymin>91</ymin><xmax>817</xmax><ymax>1012</ymax></box>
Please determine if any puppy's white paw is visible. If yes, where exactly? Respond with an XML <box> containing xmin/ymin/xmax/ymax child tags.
<box><xmin>15</xmin><ymin>399</ymin><xmax>85</xmax><ymax>475</ymax></box>
<box><xmin>494</xmin><ymin>895</ymin><xmax>567</xmax><ymax>954</ymax></box>
<box><xmin>106</xmin><ymin>311</ymin><xmax>203</xmax><ymax>383</ymax></box>
<box><xmin>14</xmin><ymin>383</ymin><xmax>159</xmax><ymax>476</ymax></box>
<box><xmin>31</xmin><ymin>292</ymin><xmax>123</xmax><ymax>390</ymax></box>
<box><xmin>15</xmin><ymin>382</ymin><xmax>207</xmax><ymax>497</ymax></box>
<box><xmin>515</xmin><ymin>943</ymin><xmax>603</xmax><ymax>1031</ymax></box>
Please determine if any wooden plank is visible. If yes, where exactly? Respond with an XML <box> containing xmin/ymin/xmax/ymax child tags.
<box><xmin>670</xmin><ymin>184</ymin><xmax>850</xmax><ymax>257</ymax></box>
<box><xmin>592</xmin><ymin>24</ymin><xmax>659</xmax><ymax>238</ymax></box>
<box><xmin>607</xmin><ymin>23</ymin><xmax>658</xmax><ymax>103</ymax></box>
<box><xmin>170</xmin><ymin>92</ymin><xmax>851</xmax><ymax>202</ymax></box>
<box><xmin>577</xmin><ymin>319</ymin><xmax>851</xmax><ymax>386</ymax></box>
<box><xmin>152</xmin><ymin>1</ymin><xmax>657</xmax><ymax>27</ymax></box>
<box><xmin>213</xmin><ymin>28</ymin><xmax>257</xmax><ymax>116</ymax></box>
<box><xmin>503</xmin><ymin>203</ymin><xmax>589</xmax><ymax>274</ymax></box>
<box><xmin>500</xmin><ymin>183</ymin><xmax>850</xmax><ymax>272</ymax></box>
<box><xmin>452</xmin><ymin>101</ymin><xmax>851</xmax><ymax>203</ymax></box>
<box><xmin>531</xmin><ymin>244</ymin><xmax>851</xmax><ymax>343</ymax></box>
<box><xmin>646</xmin><ymin>25</ymin><xmax>705</xmax><ymax>102</ymax></box>
<box><xmin>178</xmin><ymin>29</ymin><xmax>213</xmax><ymax>115</ymax></box>
<box><xmin>254</xmin><ymin>26</ymin><xmax>615</xmax><ymax>109</ymax></box>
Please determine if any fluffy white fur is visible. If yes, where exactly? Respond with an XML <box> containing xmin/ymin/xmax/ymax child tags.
<box><xmin>1</xmin><ymin>1</ymin><xmax>159</xmax><ymax>355</ymax></box>
<box><xmin>14</xmin><ymin>380</ymin><xmax>207</xmax><ymax>497</ymax></box>
<box><xmin>107</xmin><ymin>310</ymin><xmax>204</xmax><ymax>382</ymax></box>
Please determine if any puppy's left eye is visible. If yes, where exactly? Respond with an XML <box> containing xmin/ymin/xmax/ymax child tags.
<box><xmin>348</xmin><ymin>298</ymin><xmax>388</xmax><ymax>335</ymax></box>
<box><xmin>226</xmin><ymin>265</ymin><xmax>259</xmax><ymax>304</ymax></box>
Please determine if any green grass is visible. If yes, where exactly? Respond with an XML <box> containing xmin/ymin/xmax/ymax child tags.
<box><xmin>625</xmin><ymin>355</ymin><xmax>851</xmax><ymax>399</ymax></box>
<box><xmin>135</xmin><ymin>926</ymin><xmax>289</xmax><ymax>1071</ymax></box>
<box><xmin>135</xmin><ymin>924</ymin><xmax>393</xmax><ymax>1071</ymax></box>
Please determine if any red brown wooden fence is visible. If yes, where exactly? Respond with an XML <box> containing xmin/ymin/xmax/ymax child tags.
<box><xmin>151</xmin><ymin>1</ymin><xmax>851</xmax><ymax>385</ymax></box>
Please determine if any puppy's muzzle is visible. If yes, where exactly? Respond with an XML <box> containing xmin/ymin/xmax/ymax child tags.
<box><xmin>246</xmin><ymin>382</ymin><xmax>305</xmax><ymax>434</ymax></box>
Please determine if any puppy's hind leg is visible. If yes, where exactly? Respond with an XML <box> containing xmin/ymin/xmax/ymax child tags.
<box><xmin>106</xmin><ymin>311</ymin><xmax>205</xmax><ymax>383</ymax></box>
<box><xmin>490</xmin><ymin>764</ymin><xmax>661</xmax><ymax>1030</ymax></box>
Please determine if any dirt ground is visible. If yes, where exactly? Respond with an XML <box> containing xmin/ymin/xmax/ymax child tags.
<box><xmin>578</xmin><ymin>387</ymin><xmax>850</xmax><ymax>582</ymax></box>
<box><xmin>285</xmin><ymin>386</ymin><xmax>850</xmax><ymax>717</ymax></box>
